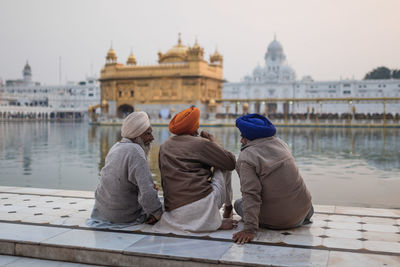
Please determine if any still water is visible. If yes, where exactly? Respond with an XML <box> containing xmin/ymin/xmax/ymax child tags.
<box><xmin>0</xmin><ymin>122</ymin><xmax>399</xmax><ymax>209</ymax></box>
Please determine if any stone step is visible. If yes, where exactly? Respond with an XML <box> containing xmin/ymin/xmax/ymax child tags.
<box><xmin>1</xmin><ymin>186</ymin><xmax>400</xmax><ymax>266</ymax></box>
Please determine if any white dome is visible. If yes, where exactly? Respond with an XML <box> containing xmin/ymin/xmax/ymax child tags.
<box><xmin>253</xmin><ymin>65</ymin><xmax>263</xmax><ymax>77</ymax></box>
<box><xmin>281</xmin><ymin>64</ymin><xmax>294</xmax><ymax>74</ymax></box>
<box><xmin>267</xmin><ymin>39</ymin><xmax>283</xmax><ymax>53</ymax></box>
<box><xmin>281</xmin><ymin>64</ymin><xmax>296</xmax><ymax>81</ymax></box>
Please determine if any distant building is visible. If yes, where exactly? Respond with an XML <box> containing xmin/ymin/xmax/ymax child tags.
<box><xmin>5</xmin><ymin>62</ymin><xmax>40</xmax><ymax>87</ymax></box>
<box><xmin>222</xmin><ymin>37</ymin><xmax>400</xmax><ymax>116</ymax></box>
<box><xmin>0</xmin><ymin>62</ymin><xmax>100</xmax><ymax>120</ymax></box>
<box><xmin>99</xmin><ymin>34</ymin><xmax>223</xmax><ymax>119</ymax></box>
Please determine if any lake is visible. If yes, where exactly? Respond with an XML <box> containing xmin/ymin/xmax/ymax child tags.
<box><xmin>1</xmin><ymin>121</ymin><xmax>399</xmax><ymax>209</ymax></box>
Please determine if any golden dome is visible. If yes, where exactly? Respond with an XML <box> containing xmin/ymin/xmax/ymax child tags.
<box><xmin>210</xmin><ymin>49</ymin><xmax>223</xmax><ymax>64</ymax></box>
<box><xmin>126</xmin><ymin>52</ymin><xmax>136</xmax><ymax>65</ymax></box>
<box><xmin>106</xmin><ymin>47</ymin><xmax>117</xmax><ymax>61</ymax></box>
<box><xmin>166</xmin><ymin>43</ymin><xmax>188</xmax><ymax>56</ymax></box>
<box><xmin>158</xmin><ymin>33</ymin><xmax>188</xmax><ymax>63</ymax></box>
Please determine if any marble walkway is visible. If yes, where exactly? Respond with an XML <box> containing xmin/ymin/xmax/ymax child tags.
<box><xmin>0</xmin><ymin>186</ymin><xmax>400</xmax><ymax>266</ymax></box>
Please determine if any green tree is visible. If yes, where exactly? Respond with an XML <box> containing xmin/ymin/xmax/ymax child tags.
<box><xmin>392</xmin><ymin>69</ymin><xmax>400</xmax><ymax>79</ymax></box>
<box><xmin>364</xmin><ymin>66</ymin><xmax>391</xmax><ymax>80</ymax></box>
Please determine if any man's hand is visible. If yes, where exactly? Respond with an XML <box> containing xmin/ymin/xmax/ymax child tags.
<box><xmin>200</xmin><ymin>130</ymin><xmax>214</xmax><ymax>142</ymax></box>
<box><xmin>153</xmin><ymin>182</ymin><xmax>159</xmax><ymax>191</ymax></box>
<box><xmin>145</xmin><ymin>215</ymin><xmax>159</xmax><ymax>225</ymax></box>
<box><xmin>232</xmin><ymin>230</ymin><xmax>255</xmax><ymax>244</ymax></box>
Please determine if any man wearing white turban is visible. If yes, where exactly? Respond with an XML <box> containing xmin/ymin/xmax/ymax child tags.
<box><xmin>87</xmin><ymin>111</ymin><xmax>163</xmax><ymax>227</ymax></box>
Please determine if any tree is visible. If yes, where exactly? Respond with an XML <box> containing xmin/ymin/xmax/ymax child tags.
<box><xmin>364</xmin><ymin>66</ymin><xmax>391</xmax><ymax>80</ymax></box>
<box><xmin>392</xmin><ymin>69</ymin><xmax>400</xmax><ymax>79</ymax></box>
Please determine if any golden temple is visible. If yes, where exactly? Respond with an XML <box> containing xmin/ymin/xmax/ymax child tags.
<box><xmin>99</xmin><ymin>34</ymin><xmax>223</xmax><ymax>119</ymax></box>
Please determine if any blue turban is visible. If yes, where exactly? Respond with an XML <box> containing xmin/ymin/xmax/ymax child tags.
<box><xmin>236</xmin><ymin>113</ymin><xmax>276</xmax><ymax>141</ymax></box>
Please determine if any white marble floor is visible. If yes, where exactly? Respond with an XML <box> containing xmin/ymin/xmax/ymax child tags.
<box><xmin>1</xmin><ymin>186</ymin><xmax>400</xmax><ymax>266</ymax></box>
<box><xmin>0</xmin><ymin>255</ymin><xmax>101</xmax><ymax>267</ymax></box>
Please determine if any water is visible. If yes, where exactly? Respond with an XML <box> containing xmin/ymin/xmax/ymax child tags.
<box><xmin>1</xmin><ymin>122</ymin><xmax>399</xmax><ymax>209</ymax></box>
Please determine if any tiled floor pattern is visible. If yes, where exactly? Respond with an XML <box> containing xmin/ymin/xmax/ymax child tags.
<box><xmin>1</xmin><ymin>186</ymin><xmax>400</xmax><ymax>266</ymax></box>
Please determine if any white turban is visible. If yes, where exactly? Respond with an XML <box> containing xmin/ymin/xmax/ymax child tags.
<box><xmin>121</xmin><ymin>111</ymin><xmax>150</xmax><ymax>139</ymax></box>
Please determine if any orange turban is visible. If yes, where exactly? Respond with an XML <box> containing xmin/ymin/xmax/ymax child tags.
<box><xmin>169</xmin><ymin>107</ymin><xmax>200</xmax><ymax>135</ymax></box>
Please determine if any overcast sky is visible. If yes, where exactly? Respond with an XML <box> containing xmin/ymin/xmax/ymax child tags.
<box><xmin>1</xmin><ymin>0</ymin><xmax>399</xmax><ymax>85</ymax></box>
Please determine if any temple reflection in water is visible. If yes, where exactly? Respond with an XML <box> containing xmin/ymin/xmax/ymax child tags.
<box><xmin>93</xmin><ymin>125</ymin><xmax>400</xmax><ymax>174</ymax></box>
<box><xmin>0</xmin><ymin>122</ymin><xmax>399</xmax><ymax>208</ymax></box>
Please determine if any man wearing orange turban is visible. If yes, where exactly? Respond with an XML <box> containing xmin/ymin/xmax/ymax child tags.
<box><xmin>168</xmin><ymin>106</ymin><xmax>200</xmax><ymax>135</ymax></box>
<box><xmin>154</xmin><ymin>107</ymin><xmax>237</xmax><ymax>233</ymax></box>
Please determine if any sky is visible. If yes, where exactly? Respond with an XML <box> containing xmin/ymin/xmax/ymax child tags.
<box><xmin>0</xmin><ymin>0</ymin><xmax>399</xmax><ymax>85</ymax></box>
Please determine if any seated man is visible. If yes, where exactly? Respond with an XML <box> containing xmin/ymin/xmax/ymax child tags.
<box><xmin>233</xmin><ymin>113</ymin><xmax>313</xmax><ymax>244</ymax></box>
<box><xmin>154</xmin><ymin>107</ymin><xmax>237</xmax><ymax>233</ymax></box>
<box><xmin>88</xmin><ymin>111</ymin><xmax>162</xmax><ymax>227</ymax></box>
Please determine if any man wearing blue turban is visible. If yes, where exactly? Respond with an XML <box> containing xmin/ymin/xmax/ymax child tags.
<box><xmin>233</xmin><ymin>113</ymin><xmax>313</xmax><ymax>244</ymax></box>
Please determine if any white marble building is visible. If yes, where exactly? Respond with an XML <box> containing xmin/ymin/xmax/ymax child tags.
<box><xmin>0</xmin><ymin>62</ymin><xmax>100</xmax><ymax>120</ymax></box>
<box><xmin>222</xmin><ymin>37</ymin><xmax>400</xmax><ymax>116</ymax></box>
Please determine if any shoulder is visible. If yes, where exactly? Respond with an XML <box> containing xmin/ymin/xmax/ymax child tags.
<box><xmin>237</xmin><ymin>148</ymin><xmax>253</xmax><ymax>164</ymax></box>
<box><xmin>163</xmin><ymin>135</ymin><xmax>207</xmax><ymax>146</ymax></box>
<box><xmin>116</xmin><ymin>142</ymin><xmax>146</xmax><ymax>160</ymax></box>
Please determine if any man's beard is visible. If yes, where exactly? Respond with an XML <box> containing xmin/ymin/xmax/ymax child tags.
<box><xmin>133</xmin><ymin>137</ymin><xmax>151</xmax><ymax>158</ymax></box>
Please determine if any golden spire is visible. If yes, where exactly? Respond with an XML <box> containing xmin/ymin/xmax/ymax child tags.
<box><xmin>178</xmin><ymin>32</ymin><xmax>182</xmax><ymax>45</ymax></box>
<box><xmin>106</xmin><ymin>41</ymin><xmax>117</xmax><ymax>62</ymax></box>
<box><xmin>127</xmin><ymin>51</ymin><xmax>136</xmax><ymax>65</ymax></box>
<box><xmin>210</xmin><ymin>47</ymin><xmax>223</xmax><ymax>64</ymax></box>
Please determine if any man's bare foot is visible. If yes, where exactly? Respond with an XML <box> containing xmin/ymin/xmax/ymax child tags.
<box><xmin>223</xmin><ymin>204</ymin><xmax>233</xmax><ymax>218</ymax></box>
<box><xmin>218</xmin><ymin>218</ymin><xmax>238</xmax><ymax>230</ymax></box>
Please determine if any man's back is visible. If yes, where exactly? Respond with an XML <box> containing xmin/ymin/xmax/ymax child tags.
<box><xmin>159</xmin><ymin>135</ymin><xmax>235</xmax><ymax>211</ymax></box>
<box><xmin>95</xmin><ymin>140</ymin><xmax>156</xmax><ymax>223</ymax></box>
<box><xmin>237</xmin><ymin>136</ymin><xmax>312</xmax><ymax>229</ymax></box>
